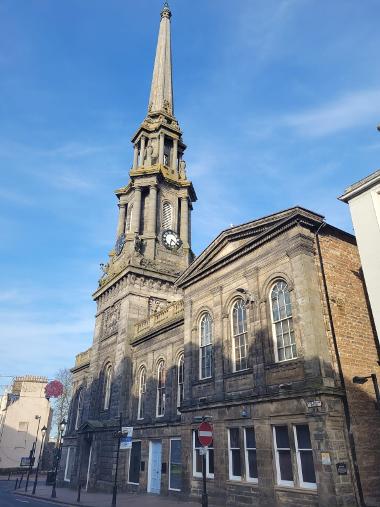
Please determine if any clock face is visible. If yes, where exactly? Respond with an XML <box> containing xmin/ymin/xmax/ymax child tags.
<box><xmin>115</xmin><ymin>233</ymin><xmax>126</xmax><ymax>256</ymax></box>
<box><xmin>162</xmin><ymin>229</ymin><xmax>182</xmax><ymax>250</ymax></box>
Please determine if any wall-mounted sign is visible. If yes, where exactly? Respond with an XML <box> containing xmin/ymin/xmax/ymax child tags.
<box><xmin>306</xmin><ymin>400</ymin><xmax>322</xmax><ymax>408</ymax></box>
<box><xmin>321</xmin><ymin>452</ymin><xmax>331</xmax><ymax>465</ymax></box>
<box><xmin>120</xmin><ymin>426</ymin><xmax>133</xmax><ymax>449</ymax></box>
<box><xmin>336</xmin><ymin>462</ymin><xmax>348</xmax><ymax>475</ymax></box>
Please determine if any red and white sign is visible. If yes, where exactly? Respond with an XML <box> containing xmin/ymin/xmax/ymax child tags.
<box><xmin>198</xmin><ymin>421</ymin><xmax>213</xmax><ymax>447</ymax></box>
<box><xmin>45</xmin><ymin>380</ymin><xmax>64</xmax><ymax>399</ymax></box>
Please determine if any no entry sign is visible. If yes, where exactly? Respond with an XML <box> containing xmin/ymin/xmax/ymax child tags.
<box><xmin>198</xmin><ymin>421</ymin><xmax>213</xmax><ymax>447</ymax></box>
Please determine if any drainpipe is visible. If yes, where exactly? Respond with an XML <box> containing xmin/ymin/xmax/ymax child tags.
<box><xmin>315</xmin><ymin>222</ymin><xmax>365</xmax><ymax>507</ymax></box>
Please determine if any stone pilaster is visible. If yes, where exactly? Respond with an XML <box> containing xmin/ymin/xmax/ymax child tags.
<box><xmin>116</xmin><ymin>203</ymin><xmax>127</xmax><ymax>237</ymax></box>
<box><xmin>180</xmin><ymin>196</ymin><xmax>189</xmax><ymax>246</ymax></box>
<box><xmin>133</xmin><ymin>144</ymin><xmax>138</xmax><ymax>169</ymax></box>
<box><xmin>171</xmin><ymin>138</ymin><xmax>178</xmax><ymax>171</ymax></box>
<box><xmin>131</xmin><ymin>187</ymin><xmax>142</xmax><ymax>234</ymax></box>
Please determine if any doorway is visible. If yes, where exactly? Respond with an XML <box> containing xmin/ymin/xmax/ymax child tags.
<box><xmin>147</xmin><ymin>440</ymin><xmax>162</xmax><ymax>494</ymax></box>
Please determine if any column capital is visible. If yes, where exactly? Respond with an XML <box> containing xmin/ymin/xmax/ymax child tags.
<box><xmin>134</xmin><ymin>185</ymin><xmax>142</xmax><ymax>192</ymax></box>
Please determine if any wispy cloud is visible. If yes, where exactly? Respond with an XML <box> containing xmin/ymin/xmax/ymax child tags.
<box><xmin>283</xmin><ymin>88</ymin><xmax>380</xmax><ymax>137</ymax></box>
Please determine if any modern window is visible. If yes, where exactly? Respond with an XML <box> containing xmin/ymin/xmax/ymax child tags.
<box><xmin>294</xmin><ymin>425</ymin><xmax>316</xmax><ymax>489</ymax></box>
<box><xmin>64</xmin><ymin>447</ymin><xmax>75</xmax><ymax>482</ymax></box>
<box><xmin>177</xmin><ymin>355</ymin><xmax>184</xmax><ymax>412</ymax></box>
<box><xmin>270</xmin><ymin>281</ymin><xmax>297</xmax><ymax>362</ymax></box>
<box><xmin>162</xmin><ymin>201</ymin><xmax>173</xmax><ymax>229</ymax></box>
<box><xmin>244</xmin><ymin>427</ymin><xmax>258</xmax><ymax>483</ymax></box>
<box><xmin>156</xmin><ymin>360</ymin><xmax>166</xmax><ymax>417</ymax></box>
<box><xmin>75</xmin><ymin>389</ymin><xmax>83</xmax><ymax>430</ymax></box>
<box><xmin>169</xmin><ymin>439</ymin><xmax>182</xmax><ymax>491</ymax></box>
<box><xmin>193</xmin><ymin>430</ymin><xmax>214</xmax><ymax>479</ymax></box>
<box><xmin>128</xmin><ymin>441</ymin><xmax>141</xmax><ymax>485</ymax></box>
<box><xmin>231</xmin><ymin>299</ymin><xmax>248</xmax><ymax>371</ymax></box>
<box><xmin>228</xmin><ymin>428</ymin><xmax>242</xmax><ymax>480</ymax></box>
<box><xmin>137</xmin><ymin>368</ymin><xmax>146</xmax><ymax>420</ymax></box>
<box><xmin>273</xmin><ymin>426</ymin><xmax>294</xmax><ymax>486</ymax></box>
<box><xmin>103</xmin><ymin>364</ymin><xmax>112</xmax><ymax>411</ymax></box>
<box><xmin>199</xmin><ymin>313</ymin><xmax>213</xmax><ymax>379</ymax></box>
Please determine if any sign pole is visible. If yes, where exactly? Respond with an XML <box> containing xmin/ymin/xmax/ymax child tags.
<box><xmin>111</xmin><ymin>413</ymin><xmax>122</xmax><ymax>507</ymax></box>
<box><xmin>198</xmin><ymin>421</ymin><xmax>213</xmax><ymax>507</ymax></box>
<box><xmin>201</xmin><ymin>450</ymin><xmax>208</xmax><ymax>507</ymax></box>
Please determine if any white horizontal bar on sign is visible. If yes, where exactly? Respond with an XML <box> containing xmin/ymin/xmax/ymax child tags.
<box><xmin>199</xmin><ymin>431</ymin><xmax>212</xmax><ymax>437</ymax></box>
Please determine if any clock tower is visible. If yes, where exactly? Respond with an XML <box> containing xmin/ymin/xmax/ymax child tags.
<box><xmin>100</xmin><ymin>1</ymin><xmax>196</xmax><ymax>291</ymax></box>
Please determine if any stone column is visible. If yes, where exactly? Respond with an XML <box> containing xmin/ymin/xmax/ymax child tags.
<box><xmin>131</xmin><ymin>187</ymin><xmax>142</xmax><ymax>234</ymax></box>
<box><xmin>180</xmin><ymin>196</ymin><xmax>189</xmax><ymax>245</ymax></box>
<box><xmin>116</xmin><ymin>203</ymin><xmax>127</xmax><ymax>237</ymax></box>
<box><xmin>140</xmin><ymin>136</ymin><xmax>146</xmax><ymax>167</ymax></box>
<box><xmin>159</xmin><ymin>133</ymin><xmax>165</xmax><ymax>165</ymax></box>
<box><xmin>133</xmin><ymin>145</ymin><xmax>138</xmax><ymax>169</ymax></box>
<box><xmin>147</xmin><ymin>185</ymin><xmax>158</xmax><ymax>235</ymax></box>
<box><xmin>171</xmin><ymin>138</ymin><xmax>178</xmax><ymax>171</ymax></box>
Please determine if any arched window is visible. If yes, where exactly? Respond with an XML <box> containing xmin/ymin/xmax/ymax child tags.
<box><xmin>162</xmin><ymin>201</ymin><xmax>173</xmax><ymax>229</ymax></box>
<box><xmin>126</xmin><ymin>204</ymin><xmax>133</xmax><ymax>232</ymax></box>
<box><xmin>199</xmin><ymin>313</ymin><xmax>213</xmax><ymax>379</ymax></box>
<box><xmin>156</xmin><ymin>361</ymin><xmax>166</xmax><ymax>417</ymax></box>
<box><xmin>137</xmin><ymin>367</ymin><xmax>146</xmax><ymax>420</ymax></box>
<box><xmin>103</xmin><ymin>364</ymin><xmax>112</xmax><ymax>410</ymax></box>
<box><xmin>270</xmin><ymin>281</ymin><xmax>297</xmax><ymax>362</ymax></box>
<box><xmin>231</xmin><ymin>299</ymin><xmax>248</xmax><ymax>372</ymax></box>
<box><xmin>177</xmin><ymin>354</ymin><xmax>184</xmax><ymax>412</ymax></box>
<box><xmin>74</xmin><ymin>388</ymin><xmax>83</xmax><ymax>430</ymax></box>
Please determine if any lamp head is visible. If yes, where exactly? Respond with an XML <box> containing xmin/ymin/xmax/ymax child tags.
<box><xmin>59</xmin><ymin>419</ymin><xmax>67</xmax><ymax>432</ymax></box>
<box><xmin>353</xmin><ymin>376</ymin><xmax>369</xmax><ymax>385</ymax></box>
<box><xmin>41</xmin><ymin>426</ymin><xmax>47</xmax><ymax>436</ymax></box>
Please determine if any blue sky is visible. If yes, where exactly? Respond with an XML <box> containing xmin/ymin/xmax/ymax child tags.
<box><xmin>0</xmin><ymin>0</ymin><xmax>379</xmax><ymax>385</ymax></box>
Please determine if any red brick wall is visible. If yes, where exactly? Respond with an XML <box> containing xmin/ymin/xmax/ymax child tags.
<box><xmin>318</xmin><ymin>228</ymin><xmax>380</xmax><ymax>506</ymax></box>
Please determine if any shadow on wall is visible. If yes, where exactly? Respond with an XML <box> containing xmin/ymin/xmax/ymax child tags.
<box><xmin>62</xmin><ymin>345</ymin><xmax>380</xmax><ymax>506</ymax></box>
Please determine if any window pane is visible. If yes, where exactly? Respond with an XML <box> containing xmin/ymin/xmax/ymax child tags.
<box><xmin>129</xmin><ymin>442</ymin><xmax>141</xmax><ymax>484</ymax></box>
<box><xmin>170</xmin><ymin>440</ymin><xmax>182</xmax><ymax>490</ymax></box>
<box><xmin>194</xmin><ymin>432</ymin><xmax>201</xmax><ymax>448</ymax></box>
<box><xmin>247</xmin><ymin>449</ymin><xmax>258</xmax><ymax>479</ymax></box>
<box><xmin>232</xmin><ymin>449</ymin><xmax>241</xmax><ymax>477</ymax></box>
<box><xmin>230</xmin><ymin>428</ymin><xmax>240</xmax><ymax>448</ymax></box>
<box><xmin>195</xmin><ymin>450</ymin><xmax>202</xmax><ymax>474</ymax></box>
<box><xmin>296</xmin><ymin>425</ymin><xmax>311</xmax><ymax>449</ymax></box>
<box><xmin>278</xmin><ymin>450</ymin><xmax>293</xmax><ymax>482</ymax></box>
<box><xmin>275</xmin><ymin>426</ymin><xmax>290</xmax><ymax>448</ymax></box>
<box><xmin>245</xmin><ymin>428</ymin><xmax>256</xmax><ymax>449</ymax></box>
<box><xmin>300</xmin><ymin>451</ymin><xmax>316</xmax><ymax>484</ymax></box>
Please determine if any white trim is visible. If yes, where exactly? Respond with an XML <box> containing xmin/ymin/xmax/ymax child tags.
<box><xmin>199</xmin><ymin>313</ymin><xmax>213</xmax><ymax>380</ymax></box>
<box><xmin>244</xmin><ymin>427</ymin><xmax>258</xmax><ymax>483</ymax></box>
<box><xmin>228</xmin><ymin>428</ymin><xmax>241</xmax><ymax>481</ymax></box>
<box><xmin>127</xmin><ymin>440</ymin><xmax>142</xmax><ymax>485</ymax></box>
<box><xmin>86</xmin><ymin>444</ymin><xmax>92</xmax><ymax>491</ymax></box>
<box><xmin>147</xmin><ymin>440</ymin><xmax>162</xmax><ymax>494</ymax></box>
<box><xmin>177</xmin><ymin>354</ymin><xmax>184</xmax><ymax>414</ymax></box>
<box><xmin>169</xmin><ymin>438</ymin><xmax>182</xmax><ymax>492</ymax></box>
<box><xmin>156</xmin><ymin>361</ymin><xmax>165</xmax><ymax>418</ymax></box>
<box><xmin>269</xmin><ymin>281</ymin><xmax>297</xmax><ymax>363</ymax></box>
<box><xmin>137</xmin><ymin>368</ymin><xmax>146</xmax><ymax>420</ymax></box>
<box><xmin>64</xmin><ymin>447</ymin><xmax>73</xmax><ymax>482</ymax></box>
<box><xmin>273</xmin><ymin>426</ymin><xmax>294</xmax><ymax>487</ymax></box>
<box><xmin>231</xmin><ymin>299</ymin><xmax>248</xmax><ymax>372</ymax></box>
<box><xmin>293</xmin><ymin>426</ymin><xmax>317</xmax><ymax>490</ymax></box>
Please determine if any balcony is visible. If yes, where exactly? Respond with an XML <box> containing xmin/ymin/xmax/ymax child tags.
<box><xmin>133</xmin><ymin>299</ymin><xmax>184</xmax><ymax>341</ymax></box>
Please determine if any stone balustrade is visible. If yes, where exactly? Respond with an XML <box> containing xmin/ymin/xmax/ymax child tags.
<box><xmin>134</xmin><ymin>299</ymin><xmax>184</xmax><ymax>338</ymax></box>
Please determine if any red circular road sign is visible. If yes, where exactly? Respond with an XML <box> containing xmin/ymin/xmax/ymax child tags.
<box><xmin>198</xmin><ymin>421</ymin><xmax>213</xmax><ymax>447</ymax></box>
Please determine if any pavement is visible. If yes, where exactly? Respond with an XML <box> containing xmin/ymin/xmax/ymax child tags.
<box><xmin>0</xmin><ymin>476</ymin><xmax>201</xmax><ymax>507</ymax></box>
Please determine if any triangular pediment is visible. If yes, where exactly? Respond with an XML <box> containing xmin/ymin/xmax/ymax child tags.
<box><xmin>177</xmin><ymin>207</ymin><xmax>324</xmax><ymax>288</ymax></box>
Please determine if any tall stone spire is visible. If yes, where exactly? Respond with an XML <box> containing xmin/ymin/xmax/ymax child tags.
<box><xmin>148</xmin><ymin>2</ymin><xmax>174</xmax><ymax>116</ymax></box>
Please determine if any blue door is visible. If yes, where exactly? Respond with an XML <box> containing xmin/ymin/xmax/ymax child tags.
<box><xmin>148</xmin><ymin>441</ymin><xmax>162</xmax><ymax>494</ymax></box>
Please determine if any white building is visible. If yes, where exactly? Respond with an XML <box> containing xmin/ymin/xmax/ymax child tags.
<box><xmin>0</xmin><ymin>376</ymin><xmax>52</xmax><ymax>470</ymax></box>
<box><xmin>339</xmin><ymin>169</ymin><xmax>380</xmax><ymax>341</ymax></box>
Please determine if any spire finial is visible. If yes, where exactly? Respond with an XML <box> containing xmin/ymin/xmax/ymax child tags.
<box><xmin>161</xmin><ymin>1</ymin><xmax>171</xmax><ymax>19</ymax></box>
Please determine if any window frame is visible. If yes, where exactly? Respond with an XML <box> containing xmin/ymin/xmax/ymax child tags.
<box><xmin>156</xmin><ymin>360</ymin><xmax>166</xmax><ymax>418</ymax></box>
<box><xmin>137</xmin><ymin>367</ymin><xmax>146</xmax><ymax>420</ymax></box>
<box><xmin>269</xmin><ymin>280</ymin><xmax>297</xmax><ymax>363</ymax></box>
<box><xmin>199</xmin><ymin>313</ymin><xmax>213</xmax><ymax>380</ymax></box>
<box><xmin>273</xmin><ymin>425</ymin><xmax>294</xmax><ymax>487</ymax></box>
<box><xmin>127</xmin><ymin>440</ymin><xmax>142</xmax><ymax>485</ymax></box>
<box><xmin>169</xmin><ymin>438</ymin><xmax>182</xmax><ymax>492</ymax></box>
<box><xmin>231</xmin><ymin>298</ymin><xmax>249</xmax><ymax>372</ymax></box>
<box><xmin>293</xmin><ymin>425</ymin><xmax>317</xmax><ymax>490</ymax></box>
<box><xmin>103</xmin><ymin>364</ymin><xmax>112</xmax><ymax>411</ymax></box>
<box><xmin>228</xmin><ymin>428</ymin><xmax>242</xmax><ymax>481</ymax></box>
<box><xmin>192</xmin><ymin>430</ymin><xmax>214</xmax><ymax>479</ymax></box>
<box><xmin>177</xmin><ymin>354</ymin><xmax>184</xmax><ymax>413</ymax></box>
<box><xmin>244</xmin><ymin>427</ymin><xmax>258</xmax><ymax>484</ymax></box>
<box><xmin>64</xmin><ymin>446</ymin><xmax>74</xmax><ymax>482</ymax></box>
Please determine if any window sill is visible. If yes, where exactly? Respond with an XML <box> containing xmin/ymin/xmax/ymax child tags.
<box><xmin>226</xmin><ymin>480</ymin><xmax>258</xmax><ymax>487</ymax></box>
<box><xmin>192</xmin><ymin>378</ymin><xmax>214</xmax><ymax>387</ymax></box>
<box><xmin>224</xmin><ymin>368</ymin><xmax>253</xmax><ymax>379</ymax></box>
<box><xmin>275</xmin><ymin>485</ymin><xmax>317</xmax><ymax>495</ymax></box>
<box><xmin>265</xmin><ymin>359</ymin><xmax>302</xmax><ymax>370</ymax></box>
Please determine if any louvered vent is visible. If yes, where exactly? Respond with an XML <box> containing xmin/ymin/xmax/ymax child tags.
<box><xmin>162</xmin><ymin>202</ymin><xmax>173</xmax><ymax>229</ymax></box>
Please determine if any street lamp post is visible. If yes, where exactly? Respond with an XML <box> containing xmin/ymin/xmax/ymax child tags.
<box><xmin>111</xmin><ymin>413</ymin><xmax>123</xmax><ymax>507</ymax></box>
<box><xmin>353</xmin><ymin>373</ymin><xmax>380</xmax><ymax>409</ymax></box>
<box><xmin>32</xmin><ymin>425</ymin><xmax>47</xmax><ymax>495</ymax></box>
<box><xmin>51</xmin><ymin>419</ymin><xmax>67</xmax><ymax>498</ymax></box>
<box><xmin>25</xmin><ymin>415</ymin><xmax>41</xmax><ymax>492</ymax></box>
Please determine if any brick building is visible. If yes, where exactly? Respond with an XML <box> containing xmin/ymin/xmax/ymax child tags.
<box><xmin>61</xmin><ymin>4</ymin><xmax>380</xmax><ymax>506</ymax></box>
